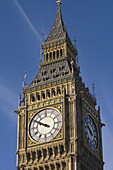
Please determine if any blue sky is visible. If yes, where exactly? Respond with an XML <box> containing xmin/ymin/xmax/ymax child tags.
<box><xmin>0</xmin><ymin>0</ymin><xmax>113</xmax><ymax>169</ymax></box>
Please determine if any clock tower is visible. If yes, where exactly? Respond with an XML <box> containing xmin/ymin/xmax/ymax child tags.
<box><xmin>15</xmin><ymin>1</ymin><xmax>104</xmax><ymax>170</ymax></box>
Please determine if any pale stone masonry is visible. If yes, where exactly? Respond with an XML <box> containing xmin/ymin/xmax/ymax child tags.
<box><xmin>15</xmin><ymin>0</ymin><xmax>104</xmax><ymax>169</ymax></box>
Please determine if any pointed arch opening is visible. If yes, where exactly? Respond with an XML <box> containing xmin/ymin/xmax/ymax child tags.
<box><xmin>57</xmin><ymin>87</ymin><xmax>61</xmax><ymax>95</ymax></box>
<box><xmin>57</xmin><ymin>50</ymin><xmax>59</xmax><ymax>58</ymax></box>
<box><xmin>36</xmin><ymin>93</ymin><xmax>40</xmax><ymax>101</ymax></box>
<box><xmin>60</xmin><ymin>49</ymin><xmax>62</xmax><ymax>57</ymax></box>
<box><xmin>52</xmin><ymin>89</ymin><xmax>56</xmax><ymax>97</ymax></box>
<box><xmin>53</xmin><ymin>51</ymin><xmax>55</xmax><ymax>59</ymax></box>
<box><xmin>50</xmin><ymin>52</ymin><xmax>52</xmax><ymax>60</ymax></box>
<box><xmin>46</xmin><ymin>53</ymin><xmax>48</xmax><ymax>61</ymax></box>
<box><xmin>31</xmin><ymin>95</ymin><xmax>35</xmax><ymax>102</ymax></box>
<box><xmin>42</xmin><ymin>92</ymin><xmax>45</xmax><ymax>99</ymax></box>
<box><xmin>47</xmin><ymin>90</ymin><xmax>50</xmax><ymax>98</ymax></box>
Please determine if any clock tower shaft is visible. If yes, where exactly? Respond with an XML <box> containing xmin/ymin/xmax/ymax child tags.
<box><xmin>15</xmin><ymin>1</ymin><xmax>104</xmax><ymax>170</ymax></box>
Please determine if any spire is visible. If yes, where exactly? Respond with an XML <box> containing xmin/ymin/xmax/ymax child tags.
<box><xmin>45</xmin><ymin>0</ymin><xmax>66</xmax><ymax>43</ymax></box>
<box><xmin>43</xmin><ymin>0</ymin><xmax>75</xmax><ymax>56</ymax></box>
<box><xmin>56</xmin><ymin>0</ymin><xmax>62</xmax><ymax>15</ymax></box>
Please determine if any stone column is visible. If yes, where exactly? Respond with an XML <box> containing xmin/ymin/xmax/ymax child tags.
<box><xmin>52</xmin><ymin>146</ymin><xmax>56</xmax><ymax>158</ymax></box>
<box><xmin>58</xmin><ymin>145</ymin><xmax>61</xmax><ymax>157</ymax></box>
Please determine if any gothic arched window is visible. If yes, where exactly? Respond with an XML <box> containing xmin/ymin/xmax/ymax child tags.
<box><xmin>60</xmin><ymin>49</ymin><xmax>62</xmax><ymax>57</ymax></box>
<box><xmin>46</xmin><ymin>53</ymin><xmax>48</xmax><ymax>61</ymax></box>
<box><xmin>57</xmin><ymin>50</ymin><xmax>59</xmax><ymax>58</ymax></box>
<box><xmin>47</xmin><ymin>91</ymin><xmax>50</xmax><ymax>98</ymax></box>
<box><xmin>57</xmin><ymin>88</ymin><xmax>61</xmax><ymax>95</ymax></box>
<box><xmin>42</xmin><ymin>92</ymin><xmax>45</xmax><ymax>99</ymax></box>
<box><xmin>50</xmin><ymin>52</ymin><xmax>52</xmax><ymax>60</ymax></box>
<box><xmin>31</xmin><ymin>95</ymin><xmax>35</xmax><ymax>102</ymax></box>
<box><xmin>37</xmin><ymin>93</ymin><xmax>40</xmax><ymax>100</ymax></box>
<box><xmin>53</xmin><ymin>51</ymin><xmax>55</xmax><ymax>59</ymax></box>
<box><xmin>52</xmin><ymin>89</ymin><xmax>55</xmax><ymax>96</ymax></box>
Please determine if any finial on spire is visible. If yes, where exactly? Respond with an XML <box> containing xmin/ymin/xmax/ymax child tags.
<box><xmin>56</xmin><ymin>0</ymin><xmax>62</xmax><ymax>6</ymax></box>
<box><xmin>40</xmin><ymin>48</ymin><xmax>42</xmax><ymax>62</ymax></box>
<box><xmin>92</xmin><ymin>83</ymin><xmax>95</xmax><ymax>96</ymax></box>
<box><xmin>74</xmin><ymin>36</ymin><xmax>77</xmax><ymax>50</ymax></box>
<box><xmin>19</xmin><ymin>93</ymin><xmax>21</xmax><ymax>107</ymax></box>
<box><xmin>41</xmin><ymin>31</ymin><xmax>45</xmax><ymax>44</ymax></box>
<box><xmin>23</xmin><ymin>71</ymin><xmax>27</xmax><ymax>88</ymax></box>
<box><xmin>98</xmin><ymin>106</ymin><xmax>100</xmax><ymax>114</ymax></box>
<box><xmin>24</xmin><ymin>71</ymin><xmax>27</xmax><ymax>81</ymax></box>
<box><xmin>40</xmin><ymin>31</ymin><xmax>45</xmax><ymax>62</ymax></box>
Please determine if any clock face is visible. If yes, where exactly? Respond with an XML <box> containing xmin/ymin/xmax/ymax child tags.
<box><xmin>29</xmin><ymin>109</ymin><xmax>62</xmax><ymax>142</ymax></box>
<box><xmin>84</xmin><ymin>114</ymin><xmax>98</xmax><ymax>150</ymax></box>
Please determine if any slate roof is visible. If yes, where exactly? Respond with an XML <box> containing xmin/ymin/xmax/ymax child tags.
<box><xmin>44</xmin><ymin>0</ymin><xmax>77</xmax><ymax>55</ymax></box>
<box><xmin>30</xmin><ymin>59</ymin><xmax>72</xmax><ymax>86</ymax></box>
<box><xmin>45</xmin><ymin>1</ymin><xmax>66</xmax><ymax>43</ymax></box>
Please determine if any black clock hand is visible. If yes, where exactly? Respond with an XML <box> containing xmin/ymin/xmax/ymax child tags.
<box><xmin>34</xmin><ymin>120</ymin><xmax>50</xmax><ymax>128</ymax></box>
<box><xmin>88</xmin><ymin>125</ymin><xmax>93</xmax><ymax>136</ymax></box>
<box><xmin>41</xmin><ymin>122</ymin><xmax>50</xmax><ymax>128</ymax></box>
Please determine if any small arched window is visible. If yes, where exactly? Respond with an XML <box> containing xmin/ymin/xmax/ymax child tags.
<box><xmin>42</xmin><ymin>92</ymin><xmax>45</xmax><ymax>99</ymax></box>
<box><xmin>59</xmin><ymin>66</ymin><xmax>62</xmax><ymax>71</ymax></box>
<box><xmin>31</xmin><ymin>95</ymin><xmax>35</xmax><ymax>102</ymax></box>
<box><xmin>53</xmin><ymin>51</ymin><xmax>55</xmax><ymax>59</ymax></box>
<box><xmin>57</xmin><ymin>50</ymin><xmax>59</xmax><ymax>58</ymax></box>
<box><xmin>50</xmin><ymin>52</ymin><xmax>52</xmax><ymax>60</ymax></box>
<box><xmin>53</xmin><ymin>74</ymin><xmax>56</xmax><ymax>78</ymax></box>
<box><xmin>42</xmin><ymin>71</ymin><xmax>44</xmax><ymax>76</ymax></box>
<box><xmin>57</xmin><ymin>88</ymin><xmax>61</xmax><ymax>95</ymax></box>
<box><xmin>52</xmin><ymin>89</ymin><xmax>55</xmax><ymax>97</ymax></box>
<box><xmin>62</xmin><ymin>72</ymin><xmax>65</xmax><ymax>76</ymax></box>
<box><xmin>43</xmin><ymin>77</ymin><xmax>46</xmax><ymax>81</ymax></box>
<box><xmin>60</xmin><ymin>49</ymin><xmax>62</xmax><ymax>57</ymax></box>
<box><xmin>50</xmin><ymin>68</ymin><xmax>53</xmax><ymax>74</ymax></box>
<box><xmin>47</xmin><ymin>91</ymin><xmax>50</xmax><ymax>98</ymax></box>
<box><xmin>62</xmin><ymin>85</ymin><xmax>66</xmax><ymax>93</ymax></box>
<box><xmin>46</xmin><ymin>53</ymin><xmax>48</xmax><ymax>61</ymax></box>
<box><xmin>37</xmin><ymin>93</ymin><xmax>40</xmax><ymax>100</ymax></box>
<box><xmin>37</xmin><ymin>80</ymin><xmax>40</xmax><ymax>83</ymax></box>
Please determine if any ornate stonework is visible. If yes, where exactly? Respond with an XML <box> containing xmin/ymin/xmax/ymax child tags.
<box><xmin>15</xmin><ymin>1</ymin><xmax>104</xmax><ymax>170</ymax></box>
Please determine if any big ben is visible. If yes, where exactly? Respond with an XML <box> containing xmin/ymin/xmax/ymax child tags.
<box><xmin>15</xmin><ymin>1</ymin><xmax>104</xmax><ymax>169</ymax></box>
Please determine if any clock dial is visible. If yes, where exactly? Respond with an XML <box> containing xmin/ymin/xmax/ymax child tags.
<box><xmin>29</xmin><ymin>109</ymin><xmax>62</xmax><ymax>142</ymax></box>
<box><xmin>84</xmin><ymin>114</ymin><xmax>98</xmax><ymax>150</ymax></box>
